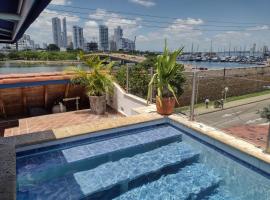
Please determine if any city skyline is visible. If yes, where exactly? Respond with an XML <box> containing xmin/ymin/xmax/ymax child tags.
<box><xmin>25</xmin><ymin>0</ymin><xmax>270</xmax><ymax>51</ymax></box>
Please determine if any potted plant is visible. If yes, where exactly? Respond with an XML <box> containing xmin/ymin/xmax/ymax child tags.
<box><xmin>147</xmin><ymin>40</ymin><xmax>185</xmax><ymax>115</ymax></box>
<box><xmin>71</xmin><ymin>53</ymin><xmax>114</xmax><ymax>115</ymax></box>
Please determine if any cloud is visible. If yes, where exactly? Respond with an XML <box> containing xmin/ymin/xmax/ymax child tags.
<box><xmin>165</xmin><ymin>18</ymin><xmax>204</xmax><ymax>37</ymax></box>
<box><xmin>213</xmin><ymin>31</ymin><xmax>251</xmax><ymax>49</ymax></box>
<box><xmin>84</xmin><ymin>20</ymin><xmax>99</xmax><ymax>42</ymax></box>
<box><xmin>51</xmin><ymin>0</ymin><xmax>71</xmax><ymax>5</ymax></box>
<box><xmin>246</xmin><ymin>25</ymin><xmax>269</xmax><ymax>31</ymax></box>
<box><xmin>136</xmin><ymin>18</ymin><xmax>204</xmax><ymax>50</ymax></box>
<box><xmin>129</xmin><ymin>0</ymin><xmax>156</xmax><ymax>7</ymax></box>
<box><xmin>86</xmin><ymin>9</ymin><xmax>141</xmax><ymax>38</ymax></box>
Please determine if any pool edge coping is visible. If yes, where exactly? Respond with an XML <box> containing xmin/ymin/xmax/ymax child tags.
<box><xmin>168</xmin><ymin>114</ymin><xmax>270</xmax><ymax>171</ymax></box>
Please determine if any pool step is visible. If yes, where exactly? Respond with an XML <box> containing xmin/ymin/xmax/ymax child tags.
<box><xmin>17</xmin><ymin>142</ymin><xmax>199</xmax><ymax>200</ymax></box>
<box><xmin>203</xmin><ymin>189</ymin><xmax>237</xmax><ymax>200</ymax></box>
<box><xmin>17</xmin><ymin>125</ymin><xmax>181</xmax><ymax>184</ymax></box>
<box><xmin>113</xmin><ymin>163</ymin><xmax>222</xmax><ymax>200</ymax></box>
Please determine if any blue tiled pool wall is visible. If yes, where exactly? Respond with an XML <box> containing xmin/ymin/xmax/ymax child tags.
<box><xmin>169</xmin><ymin>121</ymin><xmax>270</xmax><ymax>199</ymax></box>
<box><xmin>17</xmin><ymin>126</ymin><xmax>202</xmax><ymax>199</ymax></box>
<box><xmin>16</xmin><ymin>119</ymin><xmax>270</xmax><ymax>199</ymax></box>
<box><xmin>17</xmin><ymin>124</ymin><xmax>182</xmax><ymax>187</ymax></box>
<box><xmin>16</xmin><ymin>119</ymin><xmax>167</xmax><ymax>157</ymax></box>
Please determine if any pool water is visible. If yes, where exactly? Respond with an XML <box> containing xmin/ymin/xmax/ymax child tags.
<box><xmin>16</xmin><ymin>123</ymin><xmax>270</xmax><ymax>199</ymax></box>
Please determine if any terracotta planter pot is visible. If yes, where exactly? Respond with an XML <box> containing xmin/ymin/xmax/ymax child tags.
<box><xmin>89</xmin><ymin>95</ymin><xmax>106</xmax><ymax>115</ymax></box>
<box><xmin>156</xmin><ymin>96</ymin><xmax>176</xmax><ymax>115</ymax></box>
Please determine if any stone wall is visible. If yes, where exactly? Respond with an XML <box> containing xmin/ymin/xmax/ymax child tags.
<box><xmin>178</xmin><ymin>66</ymin><xmax>270</xmax><ymax>106</ymax></box>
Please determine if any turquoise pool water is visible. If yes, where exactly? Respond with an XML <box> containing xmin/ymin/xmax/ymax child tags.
<box><xmin>16</xmin><ymin>123</ymin><xmax>270</xmax><ymax>199</ymax></box>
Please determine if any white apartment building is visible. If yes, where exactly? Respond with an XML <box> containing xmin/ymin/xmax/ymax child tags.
<box><xmin>72</xmin><ymin>26</ymin><xmax>84</xmax><ymax>49</ymax></box>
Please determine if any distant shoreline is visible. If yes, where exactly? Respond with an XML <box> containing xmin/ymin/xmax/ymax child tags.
<box><xmin>0</xmin><ymin>60</ymin><xmax>82</xmax><ymax>65</ymax></box>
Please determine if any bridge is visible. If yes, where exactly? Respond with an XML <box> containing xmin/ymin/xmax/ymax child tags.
<box><xmin>85</xmin><ymin>53</ymin><xmax>146</xmax><ymax>63</ymax></box>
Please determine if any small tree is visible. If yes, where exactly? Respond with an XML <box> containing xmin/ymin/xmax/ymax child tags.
<box><xmin>260</xmin><ymin>105</ymin><xmax>270</xmax><ymax>153</ymax></box>
<box><xmin>47</xmin><ymin>44</ymin><xmax>60</xmax><ymax>51</ymax></box>
<box><xmin>0</xmin><ymin>53</ymin><xmax>5</xmax><ymax>61</ymax></box>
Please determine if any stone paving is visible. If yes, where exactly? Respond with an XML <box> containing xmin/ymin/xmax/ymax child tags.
<box><xmin>223</xmin><ymin>125</ymin><xmax>268</xmax><ymax>149</ymax></box>
<box><xmin>4</xmin><ymin>108</ymin><xmax>123</xmax><ymax>137</ymax></box>
<box><xmin>0</xmin><ymin>144</ymin><xmax>16</xmax><ymax>200</ymax></box>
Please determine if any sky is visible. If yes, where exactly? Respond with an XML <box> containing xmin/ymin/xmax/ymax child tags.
<box><xmin>26</xmin><ymin>0</ymin><xmax>270</xmax><ymax>52</ymax></box>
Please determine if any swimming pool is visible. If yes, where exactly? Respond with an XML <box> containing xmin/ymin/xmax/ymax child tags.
<box><xmin>16</xmin><ymin>121</ymin><xmax>270</xmax><ymax>200</ymax></box>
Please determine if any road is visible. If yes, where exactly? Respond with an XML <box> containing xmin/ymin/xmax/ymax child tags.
<box><xmin>196</xmin><ymin>99</ymin><xmax>270</xmax><ymax>129</ymax></box>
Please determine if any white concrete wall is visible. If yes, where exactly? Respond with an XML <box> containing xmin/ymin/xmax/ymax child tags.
<box><xmin>107</xmin><ymin>83</ymin><xmax>149</xmax><ymax>116</ymax></box>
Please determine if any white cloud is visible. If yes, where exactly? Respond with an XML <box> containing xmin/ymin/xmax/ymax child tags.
<box><xmin>84</xmin><ymin>20</ymin><xmax>99</xmax><ymax>42</ymax></box>
<box><xmin>136</xmin><ymin>18</ymin><xmax>204</xmax><ymax>50</ymax></box>
<box><xmin>246</xmin><ymin>25</ymin><xmax>269</xmax><ymax>31</ymax></box>
<box><xmin>51</xmin><ymin>0</ymin><xmax>71</xmax><ymax>5</ymax></box>
<box><xmin>165</xmin><ymin>18</ymin><xmax>204</xmax><ymax>37</ymax></box>
<box><xmin>213</xmin><ymin>31</ymin><xmax>251</xmax><ymax>49</ymax></box>
<box><xmin>86</xmin><ymin>9</ymin><xmax>141</xmax><ymax>39</ymax></box>
<box><xmin>129</xmin><ymin>0</ymin><xmax>156</xmax><ymax>7</ymax></box>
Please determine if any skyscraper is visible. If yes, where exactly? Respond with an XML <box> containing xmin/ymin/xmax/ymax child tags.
<box><xmin>62</xmin><ymin>17</ymin><xmax>67</xmax><ymax>48</ymax></box>
<box><xmin>72</xmin><ymin>26</ymin><xmax>84</xmax><ymax>49</ymax></box>
<box><xmin>99</xmin><ymin>25</ymin><xmax>109</xmax><ymax>51</ymax></box>
<box><xmin>52</xmin><ymin>17</ymin><xmax>62</xmax><ymax>48</ymax></box>
<box><xmin>114</xmin><ymin>26</ymin><xmax>123</xmax><ymax>50</ymax></box>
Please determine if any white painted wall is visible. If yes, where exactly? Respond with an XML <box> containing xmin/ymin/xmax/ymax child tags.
<box><xmin>107</xmin><ymin>83</ymin><xmax>150</xmax><ymax>116</ymax></box>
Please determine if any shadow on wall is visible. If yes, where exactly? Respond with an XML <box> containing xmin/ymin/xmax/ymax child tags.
<box><xmin>107</xmin><ymin>83</ymin><xmax>149</xmax><ymax>116</ymax></box>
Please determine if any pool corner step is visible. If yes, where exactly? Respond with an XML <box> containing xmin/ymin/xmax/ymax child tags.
<box><xmin>17</xmin><ymin>125</ymin><xmax>182</xmax><ymax>184</ymax></box>
<box><xmin>18</xmin><ymin>142</ymin><xmax>199</xmax><ymax>200</ymax></box>
<box><xmin>74</xmin><ymin>142</ymin><xmax>199</xmax><ymax>199</ymax></box>
<box><xmin>113</xmin><ymin>163</ymin><xmax>222</xmax><ymax>200</ymax></box>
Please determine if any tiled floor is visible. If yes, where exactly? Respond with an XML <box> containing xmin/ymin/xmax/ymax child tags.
<box><xmin>4</xmin><ymin>108</ymin><xmax>123</xmax><ymax>137</ymax></box>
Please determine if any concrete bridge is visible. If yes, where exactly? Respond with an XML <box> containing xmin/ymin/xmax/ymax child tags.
<box><xmin>85</xmin><ymin>53</ymin><xmax>146</xmax><ymax>64</ymax></box>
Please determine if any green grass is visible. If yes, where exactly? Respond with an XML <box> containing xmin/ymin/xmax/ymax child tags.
<box><xmin>176</xmin><ymin>89</ymin><xmax>270</xmax><ymax>113</ymax></box>
<box><xmin>225</xmin><ymin>90</ymin><xmax>270</xmax><ymax>102</ymax></box>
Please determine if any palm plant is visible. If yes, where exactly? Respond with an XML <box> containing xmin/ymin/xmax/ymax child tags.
<box><xmin>147</xmin><ymin>40</ymin><xmax>184</xmax><ymax>104</ymax></box>
<box><xmin>260</xmin><ymin>105</ymin><xmax>270</xmax><ymax>153</ymax></box>
<box><xmin>70</xmin><ymin>52</ymin><xmax>114</xmax><ymax>114</ymax></box>
<box><xmin>71</xmin><ymin>52</ymin><xmax>114</xmax><ymax>96</ymax></box>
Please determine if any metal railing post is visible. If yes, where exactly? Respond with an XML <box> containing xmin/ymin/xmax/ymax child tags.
<box><xmin>190</xmin><ymin>71</ymin><xmax>197</xmax><ymax>121</ymax></box>
<box><xmin>126</xmin><ymin>65</ymin><xmax>129</xmax><ymax>93</ymax></box>
<box><xmin>150</xmin><ymin>67</ymin><xmax>153</xmax><ymax>103</ymax></box>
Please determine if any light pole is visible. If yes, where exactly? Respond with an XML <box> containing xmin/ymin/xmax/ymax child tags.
<box><xmin>190</xmin><ymin>71</ymin><xmax>197</xmax><ymax>121</ymax></box>
<box><xmin>224</xmin><ymin>87</ymin><xmax>229</xmax><ymax>102</ymax></box>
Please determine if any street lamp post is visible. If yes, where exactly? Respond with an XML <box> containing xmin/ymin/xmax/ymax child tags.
<box><xmin>224</xmin><ymin>87</ymin><xmax>229</xmax><ymax>102</ymax></box>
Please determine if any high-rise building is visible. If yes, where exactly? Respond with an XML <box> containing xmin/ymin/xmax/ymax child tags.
<box><xmin>62</xmin><ymin>17</ymin><xmax>67</xmax><ymax>48</ymax></box>
<box><xmin>43</xmin><ymin>43</ymin><xmax>48</xmax><ymax>49</ymax></box>
<box><xmin>8</xmin><ymin>34</ymin><xmax>36</xmax><ymax>50</ymax></box>
<box><xmin>72</xmin><ymin>26</ymin><xmax>84</xmax><ymax>49</ymax></box>
<box><xmin>114</xmin><ymin>26</ymin><xmax>123</xmax><ymax>50</ymax></box>
<box><xmin>110</xmin><ymin>26</ymin><xmax>135</xmax><ymax>51</ymax></box>
<box><xmin>52</xmin><ymin>17</ymin><xmax>62</xmax><ymax>48</ymax></box>
<box><xmin>109</xmin><ymin>39</ymin><xmax>117</xmax><ymax>51</ymax></box>
<box><xmin>67</xmin><ymin>35</ymin><xmax>73</xmax><ymax>49</ymax></box>
<box><xmin>121</xmin><ymin>38</ymin><xmax>135</xmax><ymax>51</ymax></box>
<box><xmin>85</xmin><ymin>42</ymin><xmax>98</xmax><ymax>52</ymax></box>
<box><xmin>99</xmin><ymin>25</ymin><xmax>109</xmax><ymax>51</ymax></box>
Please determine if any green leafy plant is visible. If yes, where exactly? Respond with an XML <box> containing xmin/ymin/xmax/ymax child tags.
<box><xmin>71</xmin><ymin>52</ymin><xmax>114</xmax><ymax>96</ymax></box>
<box><xmin>260</xmin><ymin>105</ymin><xmax>270</xmax><ymax>152</ymax></box>
<box><xmin>147</xmin><ymin>40</ymin><xmax>185</xmax><ymax>103</ymax></box>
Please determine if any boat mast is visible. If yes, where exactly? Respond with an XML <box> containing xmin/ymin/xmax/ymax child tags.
<box><xmin>210</xmin><ymin>40</ymin><xmax>213</xmax><ymax>57</ymax></box>
<box><xmin>229</xmin><ymin>41</ymin><xmax>231</xmax><ymax>56</ymax></box>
